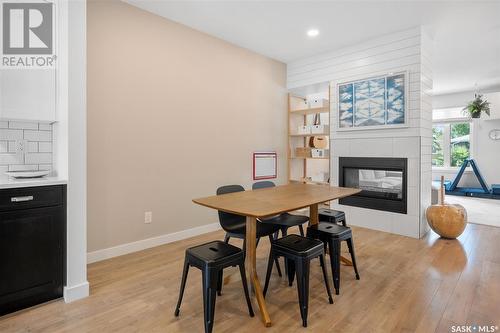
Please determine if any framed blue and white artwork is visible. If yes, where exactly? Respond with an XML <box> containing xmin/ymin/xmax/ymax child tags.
<box><xmin>337</xmin><ymin>72</ymin><xmax>407</xmax><ymax>130</ymax></box>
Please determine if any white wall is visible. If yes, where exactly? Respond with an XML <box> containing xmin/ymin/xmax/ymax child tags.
<box><xmin>432</xmin><ymin>90</ymin><xmax>500</xmax><ymax>187</ymax></box>
<box><xmin>288</xmin><ymin>27</ymin><xmax>432</xmax><ymax>238</ymax></box>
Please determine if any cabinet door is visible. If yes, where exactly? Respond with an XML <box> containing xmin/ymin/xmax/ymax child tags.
<box><xmin>0</xmin><ymin>68</ymin><xmax>56</xmax><ymax>122</ymax></box>
<box><xmin>0</xmin><ymin>206</ymin><xmax>64</xmax><ymax>315</ymax></box>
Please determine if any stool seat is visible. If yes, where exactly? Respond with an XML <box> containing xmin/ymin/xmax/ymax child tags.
<box><xmin>187</xmin><ymin>241</ymin><xmax>242</xmax><ymax>267</ymax></box>
<box><xmin>318</xmin><ymin>208</ymin><xmax>346</xmax><ymax>226</ymax></box>
<box><xmin>273</xmin><ymin>234</ymin><xmax>324</xmax><ymax>257</ymax></box>
<box><xmin>308</xmin><ymin>223</ymin><xmax>351</xmax><ymax>240</ymax></box>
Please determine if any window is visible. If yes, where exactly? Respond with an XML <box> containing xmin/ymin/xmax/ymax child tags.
<box><xmin>432</xmin><ymin>122</ymin><xmax>471</xmax><ymax>168</ymax></box>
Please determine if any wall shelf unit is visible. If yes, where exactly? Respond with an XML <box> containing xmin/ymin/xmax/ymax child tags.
<box><xmin>287</xmin><ymin>88</ymin><xmax>331</xmax><ymax>185</ymax></box>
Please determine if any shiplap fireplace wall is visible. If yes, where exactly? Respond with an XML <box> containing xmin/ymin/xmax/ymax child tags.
<box><xmin>287</xmin><ymin>27</ymin><xmax>432</xmax><ymax>238</ymax></box>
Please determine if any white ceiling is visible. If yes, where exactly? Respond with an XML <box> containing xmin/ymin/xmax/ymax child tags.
<box><xmin>124</xmin><ymin>1</ymin><xmax>500</xmax><ymax>95</ymax></box>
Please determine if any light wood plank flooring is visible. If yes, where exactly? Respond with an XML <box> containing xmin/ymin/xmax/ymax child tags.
<box><xmin>1</xmin><ymin>223</ymin><xmax>500</xmax><ymax>333</ymax></box>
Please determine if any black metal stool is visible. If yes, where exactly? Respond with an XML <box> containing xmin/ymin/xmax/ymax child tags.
<box><xmin>174</xmin><ymin>241</ymin><xmax>254</xmax><ymax>333</ymax></box>
<box><xmin>263</xmin><ymin>234</ymin><xmax>333</xmax><ymax>327</ymax></box>
<box><xmin>307</xmin><ymin>223</ymin><xmax>360</xmax><ymax>295</ymax></box>
<box><xmin>319</xmin><ymin>208</ymin><xmax>346</xmax><ymax>226</ymax></box>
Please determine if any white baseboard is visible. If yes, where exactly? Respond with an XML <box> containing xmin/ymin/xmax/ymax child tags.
<box><xmin>64</xmin><ymin>281</ymin><xmax>89</xmax><ymax>303</ymax></box>
<box><xmin>87</xmin><ymin>223</ymin><xmax>221</xmax><ymax>264</ymax></box>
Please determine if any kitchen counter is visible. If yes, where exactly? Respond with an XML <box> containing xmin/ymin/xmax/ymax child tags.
<box><xmin>0</xmin><ymin>176</ymin><xmax>67</xmax><ymax>189</ymax></box>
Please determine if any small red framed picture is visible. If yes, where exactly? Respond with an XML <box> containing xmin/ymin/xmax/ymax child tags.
<box><xmin>253</xmin><ymin>152</ymin><xmax>277</xmax><ymax>180</ymax></box>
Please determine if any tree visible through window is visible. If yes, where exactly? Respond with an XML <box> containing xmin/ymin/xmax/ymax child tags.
<box><xmin>432</xmin><ymin>122</ymin><xmax>470</xmax><ymax>168</ymax></box>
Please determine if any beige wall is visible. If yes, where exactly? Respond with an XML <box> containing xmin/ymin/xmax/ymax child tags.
<box><xmin>87</xmin><ymin>0</ymin><xmax>287</xmax><ymax>252</ymax></box>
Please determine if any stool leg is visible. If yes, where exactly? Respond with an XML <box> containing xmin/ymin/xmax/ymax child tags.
<box><xmin>174</xmin><ymin>258</ymin><xmax>190</xmax><ymax>316</ymax></box>
<box><xmin>329</xmin><ymin>239</ymin><xmax>341</xmax><ymax>295</ymax></box>
<box><xmin>281</xmin><ymin>227</ymin><xmax>289</xmax><ymax>279</ymax></box>
<box><xmin>298</xmin><ymin>224</ymin><xmax>304</xmax><ymax>236</ymax></box>
<box><xmin>238</xmin><ymin>263</ymin><xmax>254</xmax><ymax>317</ymax></box>
<box><xmin>319</xmin><ymin>254</ymin><xmax>334</xmax><ymax>304</ymax></box>
<box><xmin>287</xmin><ymin>258</ymin><xmax>295</xmax><ymax>286</ymax></box>
<box><xmin>295</xmin><ymin>259</ymin><xmax>310</xmax><ymax>327</ymax></box>
<box><xmin>346</xmin><ymin>237</ymin><xmax>360</xmax><ymax>280</ymax></box>
<box><xmin>202</xmin><ymin>269</ymin><xmax>217</xmax><ymax>333</ymax></box>
<box><xmin>224</xmin><ymin>234</ymin><xmax>230</xmax><ymax>243</ymax></box>
<box><xmin>217</xmin><ymin>270</ymin><xmax>223</xmax><ymax>296</ymax></box>
<box><xmin>263</xmin><ymin>248</ymin><xmax>274</xmax><ymax>297</ymax></box>
<box><xmin>269</xmin><ymin>235</ymin><xmax>282</xmax><ymax>277</ymax></box>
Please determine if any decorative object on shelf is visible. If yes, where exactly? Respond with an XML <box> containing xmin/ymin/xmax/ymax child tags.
<box><xmin>295</xmin><ymin>147</ymin><xmax>312</xmax><ymax>158</ymax></box>
<box><xmin>5</xmin><ymin>170</ymin><xmax>50</xmax><ymax>179</ymax></box>
<box><xmin>311</xmin><ymin>149</ymin><xmax>327</xmax><ymax>158</ymax></box>
<box><xmin>463</xmin><ymin>93</ymin><xmax>490</xmax><ymax>119</ymax></box>
<box><xmin>309</xmin><ymin>114</ymin><xmax>328</xmax><ymax>148</ymax></box>
<box><xmin>338</xmin><ymin>72</ymin><xmax>407</xmax><ymax>129</ymax></box>
<box><xmin>253</xmin><ymin>152</ymin><xmax>277</xmax><ymax>180</ymax></box>
<box><xmin>307</xmin><ymin>98</ymin><xmax>328</xmax><ymax>108</ymax></box>
<box><xmin>426</xmin><ymin>176</ymin><xmax>467</xmax><ymax>239</ymax></box>
<box><xmin>489</xmin><ymin>129</ymin><xmax>500</xmax><ymax>140</ymax></box>
<box><xmin>297</xmin><ymin>125</ymin><xmax>311</xmax><ymax>135</ymax></box>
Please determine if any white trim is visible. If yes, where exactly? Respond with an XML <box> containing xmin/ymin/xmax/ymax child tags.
<box><xmin>63</xmin><ymin>281</ymin><xmax>89</xmax><ymax>303</ymax></box>
<box><xmin>87</xmin><ymin>223</ymin><xmax>221</xmax><ymax>264</ymax></box>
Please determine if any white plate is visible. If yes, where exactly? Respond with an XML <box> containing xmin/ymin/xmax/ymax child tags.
<box><xmin>5</xmin><ymin>170</ymin><xmax>50</xmax><ymax>179</ymax></box>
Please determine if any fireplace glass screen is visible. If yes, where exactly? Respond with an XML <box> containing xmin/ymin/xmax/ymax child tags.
<box><xmin>344</xmin><ymin>168</ymin><xmax>403</xmax><ymax>200</ymax></box>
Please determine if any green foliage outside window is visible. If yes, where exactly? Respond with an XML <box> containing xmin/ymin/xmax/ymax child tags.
<box><xmin>432</xmin><ymin>122</ymin><xmax>470</xmax><ymax>167</ymax></box>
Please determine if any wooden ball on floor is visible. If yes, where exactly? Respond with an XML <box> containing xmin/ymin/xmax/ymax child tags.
<box><xmin>426</xmin><ymin>176</ymin><xmax>467</xmax><ymax>239</ymax></box>
<box><xmin>426</xmin><ymin>203</ymin><xmax>467</xmax><ymax>239</ymax></box>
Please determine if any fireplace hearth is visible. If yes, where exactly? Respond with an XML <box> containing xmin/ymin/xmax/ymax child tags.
<box><xmin>339</xmin><ymin>157</ymin><xmax>408</xmax><ymax>214</ymax></box>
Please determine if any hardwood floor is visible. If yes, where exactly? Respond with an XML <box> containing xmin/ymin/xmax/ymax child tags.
<box><xmin>1</xmin><ymin>223</ymin><xmax>500</xmax><ymax>333</ymax></box>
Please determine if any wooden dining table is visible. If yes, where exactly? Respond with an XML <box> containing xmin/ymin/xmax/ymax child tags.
<box><xmin>192</xmin><ymin>183</ymin><xmax>361</xmax><ymax>327</ymax></box>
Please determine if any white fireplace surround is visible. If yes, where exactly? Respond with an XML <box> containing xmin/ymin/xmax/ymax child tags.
<box><xmin>288</xmin><ymin>27</ymin><xmax>432</xmax><ymax>238</ymax></box>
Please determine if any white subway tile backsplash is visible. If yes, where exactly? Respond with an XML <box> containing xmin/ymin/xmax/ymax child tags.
<box><xmin>38</xmin><ymin>142</ymin><xmax>52</xmax><ymax>152</ymax></box>
<box><xmin>27</xmin><ymin>142</ymin><xmax>39</xmax><ymax>152</ymax></box>
<box><xmin>0</xmin><ymin>129</ymin><xmax>23</xmax><ymax>141</ymax></box>
<box><xmin>0</xmin><ymin>153</ymin><xmax>23</xmax><ymax>165</ymax></box>
<box><xmin>24</xmin><ymin>130</ymin><xmax>51</xmax><ymax>142</ymax></box>
<box><xmin>8</xmin><ymin>141</ymin><xmax>17</xmax><ymax>153</ymax></box>
<box><xmin>38</xmin><ymin>164</ymin><xmax>52</xmax><ymax>171</ymax></box>
<box><xmin>0</xmin><ymin>141</ymin><xmax>7</xmax><ymax>153</ymax></box>
<box><xmin>8</xmin><ymin>164</ymin><xmax>39</xmax><ymax>171</ymax></box>
<box><xmin>38</xmin><ymin>123</ymin><xmax>52</xmax><ymax>131</ymax></box>
<box><xmin>25</xmin><ymin>153</ymin><xmax>52</xmax><ymax>164</ymax></box>
<box><xmin>8</xmin><ymin>121</ymin><xmax>39</xmax><ymax>130</ymax></box>
<box><xmin>0</xmin><ymin>121</ymin><xmax>53</xmax><ymax>173</ymax></box>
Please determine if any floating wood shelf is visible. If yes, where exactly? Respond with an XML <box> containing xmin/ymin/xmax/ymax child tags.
<box><xmin>289</xmin><ymin>132</ymin><xmax>329</xmax><ymax>137</ymax></box>
<box><xmin>291</xmin><ymin>156</ymin><xmax>329</xmax><ymax>160</ymax></box>
<box><xmin>290</xmin><ymin>106</ymin><xmax>329</xmax><ymax>115</ymax></box>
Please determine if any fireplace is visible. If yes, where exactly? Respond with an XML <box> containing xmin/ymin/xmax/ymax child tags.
<box><xmin>339</xmin><ymin>157</ymin><xmax>408</xmax><ymax>214</ymax></box>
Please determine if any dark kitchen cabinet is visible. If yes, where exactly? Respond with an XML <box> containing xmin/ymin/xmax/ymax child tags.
<box><xmin>0</xmin><ymin>185</ymin><xmax>66</xmax><ymax>316</ymax></box>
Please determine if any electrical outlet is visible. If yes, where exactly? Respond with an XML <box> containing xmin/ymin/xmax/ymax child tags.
<box><xmin>144</xmin><ymin>211</ymin><xmax>152</xmax><ymax>224</ymax></box>
<box><xmin>15</xmin><ymin>140</ymin><xmax>28</xmax><ymax>154</ymax></box>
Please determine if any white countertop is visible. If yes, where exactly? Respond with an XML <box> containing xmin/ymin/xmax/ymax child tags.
<box><xmin>0</xmin><ymin>176</ymin><xmax>67</xmax><ymax>189</ymax></box>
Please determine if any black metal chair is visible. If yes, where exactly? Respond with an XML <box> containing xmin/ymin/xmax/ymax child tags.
<box><xmin>263</xmin><ymin>234</ymin><xmax>333</xmax><ymax>327</ymax></box>
<box><xmin>174</xmin><ymin>241</ymin><xmax>253</xmax><ymax>333</ymax></box>
<box><xmin>307</xmin><ymin>222</ymin><xmax>360</xmax><ymax>295</ymax></box>
<box><xmin>216</xmin><ymin>185</ymin><xmax>282</xmax><ymax>294</ymax></box>
<box><xmin>252</xmin><ymin>181</ymin><xmax>309</xmax><ymax>237</ymax></box>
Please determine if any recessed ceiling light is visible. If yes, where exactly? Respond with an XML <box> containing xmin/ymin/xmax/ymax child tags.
<box><xmin>307</xmin><ymin>29</ymin><xmax>319</xmax><ymax>37</ymax></box>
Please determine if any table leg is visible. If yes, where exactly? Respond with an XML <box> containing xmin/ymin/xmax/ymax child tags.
<box><xmin>309</xmin><ymin>203</ymin><xmax>319</xmax><ymax>226</ymax></box>
<box><xmin>245</xmin><ymin>216</ymin><xmax>272</xmax><ymax>327</ymax></box>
